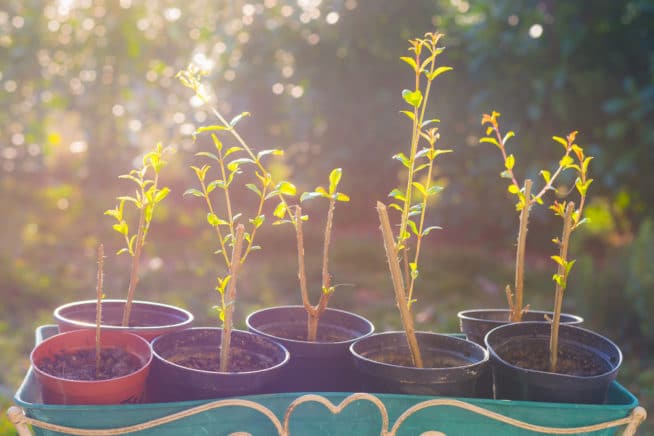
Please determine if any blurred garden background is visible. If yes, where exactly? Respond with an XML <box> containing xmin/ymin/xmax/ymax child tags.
<box><xmin>1</xmin><ymin>0</ymin><xmax>653</xmax><ymax>433</ymax></box>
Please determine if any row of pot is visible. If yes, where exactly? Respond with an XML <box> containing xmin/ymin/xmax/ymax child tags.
<box><xmin>32</xmin><ymin>300</ymin><xmax>622</xmax><ymax>406</ymax></box>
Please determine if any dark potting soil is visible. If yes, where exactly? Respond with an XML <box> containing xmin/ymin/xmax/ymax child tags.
<box><xmin>500</xmin><ymin>345</ymin><xmax>611</xmax><ymax>376</ymax></box>
<box><xmin>37</xmin><ymin>348</ymin><xmax>142</xmax><ymax>380</ymax></box>
<box><xmin>368</xmin><ymin>351</ymin><xmax>465</xmax><ymax>368</ymax></box>
<box><xmin>263</xmin><ymin>325</ymin><xmax>355</xmax><ymax>342</ymax></box>
<box><xmin>167</xmin><ymin>348</ymin><xmax>274</xmax><ymax>373</ymax></box>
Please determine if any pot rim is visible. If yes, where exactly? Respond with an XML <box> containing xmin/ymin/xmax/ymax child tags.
<box><xmin>457</xmin><ymin>308</ymin><xmax>583</xmax><ymax>324</ymax></box>
<box><xmin>350</xmin><ymin>330</ymin><xmax>489</xmax><ymax>371</ymax></box>
<box><xmin>151</xmin><ymin>327</ymin><xmax>290</xmax><ymax>376</ymax></box>
<box><xmin>246</xmin><ymin>305</ymin><xmax>375</xmax><ymax>346</ymax></box>
<box><xmin>30</xmin><ymin>329</ymin><xmax>153</xmax><ymax>385</ymax></box>
<box><xmin>54</xmin><ymin>299</ymin><xmax>194</xmax><ymax>331</ymax></box>
<box><xmin>484</xmin><ymin>321</ymin><xmax>622</xmax><ymax>381</ymax></box>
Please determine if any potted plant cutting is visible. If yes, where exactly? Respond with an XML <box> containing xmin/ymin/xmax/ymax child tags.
<box><xmin>149</xmin><ymin>66</ymin><xmax>289</xmax><ymax>402</ymax></box>
<box><xmin>54</xmin><ymin>142</ymin><xmax>194</xmax><ymax>341</ymax></box>
<box><xmin>457</xmin><ymin>111</ymin><xmax>583</xmax><ymax>345</ymax></box>
<box><xmin>32</xmin><ymin>245</ymin><xmax>152</xmax><ymax>405</ymax></box>
<box><xmin>485</xmin><ymin>130</ymin><xmax>623</xmax><ymax>404</ymax></box>
<box><xmin>349</xmin><ymin>32</ymin><xmax>488</xmax><ymax>397</ymax></box>
<box><xmin>246</xmin><ymin>169</ymin><xmax>374</xmax><ymax>393</ymax></box>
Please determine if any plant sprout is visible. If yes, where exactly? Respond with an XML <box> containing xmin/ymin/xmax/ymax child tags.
<box><xmin>548</xmin><ymin>131</ymin><xmax>592</xmax><ymax>372</ymax></box>
<box><xmin>377</xmin><ymin>32</ymin><xmax>453</xmax><ymax>368</ymax></box>
<box><xmin>294</xmin><ymin>168</ymin><xmax>349</xmax><ymax>341</ymax></box>
<box><xmin>105</xmin><ymin>143</ymin><xmax>172</xmax><ymax>326</ymax></box>
<box><xmin>480</xmin><ymin>112</ymin><xmax>582</xmax><ymax>322</ymax></box>
<box><xmin>178</xmin><ymin>65</ymin><xmax>297</xmax><ymax>371</ymax></box>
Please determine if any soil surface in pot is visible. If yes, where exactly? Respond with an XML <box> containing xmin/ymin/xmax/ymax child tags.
<box><xmin>366</xmin><ymin>350</ymin><xmax>468</xmax><ymax>368</ymax></box>
<box><xmin>37</xmin><ymin>348</ymin><xmax>142</xmax><ymax>380</ymax></box>
<box><xmin>499</xmin><ymin>344</ymin><xmax>611</xmax><ymax>376</ymax></box>
<box><xmin>70</xmin><ymin>313</ymin><xmax>163</xmax><ymax>328</ymax></box>
<box><xmin>166</xmin><ymin>348</ymin><xmax>275</xmax><ymax>372</ymax></box>
<box><xmin>262</xmin><ymin>325</ymin><xmax>355</xmax><ymax>342</ymax></box>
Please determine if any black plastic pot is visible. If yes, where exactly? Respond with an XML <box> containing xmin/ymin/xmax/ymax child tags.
<box><xmin>458</xmin><ymin>308</ymin><xmax>583</xmax><ymax>345</ymax></box>
<box><xmin>54</xmin><ymin>299</ymin><xmax>194</xmax><ymax>341</ymax></box>
<box><xmin>246</xmin><ymin>306</ymin><xmax>374</xmax><ymax>393</ymax></box>
<box><xmin>349</xmin><ymin>331</ymin><xmax>488</xmax><ymax>397</ymax></box>
<box><xmin>485</xmin><ymin>321</ymin><xmax>622</xmax><ymax>404</ymax></box>
<box><xmin>149</xmin><ymin>327</ymin><xmax>289</xmax><ymax>402</ymax></box>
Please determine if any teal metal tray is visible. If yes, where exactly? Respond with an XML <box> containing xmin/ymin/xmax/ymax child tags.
<box><xmin>7</xmin><ymin>326</ymin><xmax>646</xmax><ymax>435</ymax></box>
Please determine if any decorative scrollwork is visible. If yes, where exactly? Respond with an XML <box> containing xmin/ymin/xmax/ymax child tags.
<box><xmin>6</xmin><ymin>394</ymin><xmax>647</xmax><ymax>436</ymax></box>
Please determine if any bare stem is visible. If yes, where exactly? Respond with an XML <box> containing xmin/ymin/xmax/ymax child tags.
<box><xmin>549</xmin><ymin>202</ymin><xmax>575</xmax><ymax>373</ymax></box>
<box><xmin>321</xmin><ymin>199</ymin><xmax>335</xmax><ymax>295</ymax></box>
<box><xmin>511</xmin><ymin>179</ymin><xmax>532</xmax><ymax>322</ymax></box>
<box><xmin>122</xmin><ymin>209</ymin><xmax>145</xmax><ymax>327</ymax></box>
<box><xmin>220</xmin><ymin>224</ymin><xmax>245</xmax><ymax>372</ymax></box>
<box><xmin>377</xmin><ymin>201</ymin><xmax>423</xmax><ymax>368</ymax></box>
<box><xmin>95</xmin><ymin>244</ymin><xmax>104</xmax><ymax>376</ymax></box>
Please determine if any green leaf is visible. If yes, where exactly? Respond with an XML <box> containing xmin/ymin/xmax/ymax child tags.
<box><xmin>249</xmin><ymin>214</ymin><xmax>265</xmax><ymax>228</ymax></box>
<box><xmin>229</xmin><ymin>112</ymin><xmax>251</xmax><ymax>127</ymax></box>
<box><xmin>400</xmin><ymin>110</ymin><xmax>415</xmax><ymax>121</ymax></box>
<box><xmin>315</xmin><ymin>186</ymin><xmax>328</xmax><ymax>196</ymax></box>
<box><xmin>426</xmin><ymin>185</ymin><xmax>443</xmax><ymax>196</ymax></box>
<box><xmin>112</xmin><ymin>221</ymin><xmax>128</xmax><ymax>236</ymax></box>
<box><xmin>207</xmin><ymin>213</ymin><xmax>228</xmax><ymax>227</ymax></box>
<box><xmin>154</xmin><ymin>187</ymin><xmax>170</xmax><ymax>203</ymax></box>
<box><xmin>276</xmin><ymin>181</ymin><xmax>297</xmax><ymax>196</ymax></box>
<box><xmin>551</xmin><ymin>255</ymin><xmax>565</xmax><ymax>267</ymax></box>
<box><xmin>400</xmin><ymin>56</ymin><xmax>418</xmax><ymax>71</ymax></box>
<box><xmin>116</xmin><ymin>248</ymin><xmax>129</xmax><ymax>256</ymax></box>
<box><xmin>195</xmin><ymin>125</ymin><xmax>228</xmax><ymax>135</ymax></box>
<box><xmin>426</xmin><ymin>66</ymin><xmax>453</xmax><ymax>80</ymax></box>
<box><xmin>560</xmin><ymin>155</ymin><xmax>574</xmax><ymax>168</ymax></box>
<box><xmin>118</xmin><ymin>174</ymin><xmax>144</xmax><ymax>188</ymax></box>
<box><xmin>388</xmin><ymin>203</ymin><xmax>402</xmax><ymax>212</ymax></box>
<box><xmin>422</xmin><ymin>225</ymin><xmax>442</xmax><ymax>236</ymax></box>
<box><xmin>412</xmin><ymin>182</ymin><xmax>427</xmax><ymax>196</ymax></box>
<box><xmin>334</xmin><ymin>192</ymin><xmax>350</xmax><ymax>202</ymax></box>
<box><xmin>183</xmin><ymin>188</ymin><xmax>204</xmax><ymax>198</ymax></box>
<box><xmin>409</xmin><ymin>262</ymin><xmax>419</xmax><ymax>279</ymax></box>
<box><xmin>508</xmin><ymin>184</ymin><xmax>520</xmax><ymax>194</ymax></box>
<box><xmin>329</xmin><ymin>168</ymin><xmax>342</xmax><ymax>194</ymax></box>
<box><xmin>479</xmin><ymin>137</ymin><xmax>500</xmax><ymax>147</ymax></box>
<box><xmin>223</xmin><ymin>146</ymin><xmax>242</xmax><ymax>159</ymax></box>
<box><xmin>503</xmin><ymin>131</ymin><xmax>515</xmax><ymax>143</ymax></box>
<box><xmin>401</xmin><ymin>89</ymin><xmax>423</xmax><ymax>108</ymax></box>
<box><xmin>257</xmin><ymin>149</ymin><xmax>284</xmax><ymax>160</ymax></box>
<box><xmin>117</xmin><ymin>196</ymin><xmax>142</xmax><ymax>208</ymax></box>
<box><xmin>300</xmin><ymin>191</ymin><xmax>323</xmax><ymax>202</ymax></box>
<box><xmin>207</xmin><ymin>180</ymin><xmax>226</xmax><ymax>192</ymax></box>
<box><xmin>388</xmin><ymin>189</ymin><xmax>406</xmax><ymax>202</ymax></box>
<box><xmin>540</xmin><ymin>170</ymin><xmax>551</xmax><ymax>184</ymax></box>
<box><xmin>211</xmin><ymin>134</ymin><xmax>223</xmax><ymax>152</ymax></box>
<box><xmin>393</xmin><ymin>152</ymin><xmax>411</xmax><ymax>168</ymax></box>
<box><xmin>195</xmin><ymin>151</ymin><xmax>220</xmax><ymax>162</ymax></box>
<box><xmin>273</xmin><ymin>202</ymin><xmax>286</xmax><ymax>219</ymax></box>
<box><xmin>505</xmin><ymin>154</ymin><xmax>515</xmax><ymax>170</ymax></box>
<box><xmin>232</xmin><ymin>213</ymin><xmax>242</xmax><ymax>223</ymax></box>
<box><xmin>500</xmin><ymin>170</ymin><xmax>512</xmax><ymax>179</ymax></box>
<box><xmin>191</xmin><ymin>165</ymin><xmax>210</xmax><ymax>182</ymax></box>
<box><xmin>421</xmin><ymin>119</ymin><xmax>440</xmax><ymax>128</ymax></box>
<box><xmin>552</xmin><ymin>136</ymin><xmax>568</xmax><ymax>149</ymax></box>
<box><xmin>407</xmin><ymin>220</ymin><xmax>419</xmax><ymax>236</ymax></box>
<box><xmin>227</xmin><ymin>158</ymin><xmax>255</xmax><ymax>172</ymax></box>
<box><xmin>245</xmin><ymin>183</ymin><xmax>261</xmax><ymax>196</ymax></box>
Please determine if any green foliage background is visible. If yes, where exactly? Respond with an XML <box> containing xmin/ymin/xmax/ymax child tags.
<box><xmin>1</xmin><ymin>0</ymin><xmax>652</xmax><ymax>433</ymax></box>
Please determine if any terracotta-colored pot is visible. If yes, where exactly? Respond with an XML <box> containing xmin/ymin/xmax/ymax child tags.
<box><xmin>31</xmin><ymin>329</ymin><xmax>152</xmax><ymax>405</ymax></box>
<box><xmin>54</xmin><ymin>299</ymin><xmax>194</xmax><ymax>341</ymax></box>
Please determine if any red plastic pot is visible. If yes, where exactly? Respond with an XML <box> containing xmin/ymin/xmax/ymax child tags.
<box><xmin>31</xmin><ymin>329</ymin><xmax>152</xmax><ymax>405</ymax></box>
<box><xmin>54</xmin><ymin>299</ymin><xmax>194</xmax><ymax>341</ymax></box>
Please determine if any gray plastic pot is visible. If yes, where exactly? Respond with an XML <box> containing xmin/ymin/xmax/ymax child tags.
<box><xmin>350</xmin><ymin>331</ymin><xmax>489</xmax><ymax>397</ymax></box>
<box><xmin>246</xmin><ymin>305</ymin><xmax>374</xmax><ymax>392</ymax></box>
<box><xmin>485</xmin><ymin>321</ymin><xmax>622</xmax><ymax>404</ymax></box>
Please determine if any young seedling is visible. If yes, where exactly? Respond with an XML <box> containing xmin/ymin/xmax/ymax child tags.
<box><xmin>377</xmin><ymin>32</ymin><xmax>453</xmax><ymax>368</ymax></box>
<box><xmin>95</xmin><ymin>244</ymin><xmax>104</xmax><ymax>375</ymax></box>
<box><xmin>178</xmin><ymin>65</ymin><xmax>297</xmax><ymax>371</ymax></box>
<box><xmin>480</xmin><ymin>112</ymin><xmax>581</xmax><ymax>322</ymax></box>
<box><xmin>548</xmin><ymin>132</ymin><xmax>592</xmax><ymax>372</ymax></box>
<box><xmin>294</xmin><ymin>168</ymin><xmax>350</xmax><ymax>341</ymax></box>
<box><xmin>105</xmin><ymin>143</ymin><xmax>172</xmax><ymax>326</ymax></box>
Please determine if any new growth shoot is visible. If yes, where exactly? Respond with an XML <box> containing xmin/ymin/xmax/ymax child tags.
<box><xmin>480</xmin><ymin>112</ymin><xmax>581</xmax><ymax>322</ymax></box>
<box><xmin>378</xmin><ymin>32</ymin><xmax>453</xmax><ymax>368</ymax></box>
<box><xmin>178</xmin><ymin>65</ymin><xmax>297</xmax><ymax>371</ymax></box>
<box><xmin>549</xmin><ymin>132</ymin><xmax>592</xmax><ymax>372</ymax></box>
<box><xmin>105</xmin><ymin>143</ymin><xmax>172</xmax><ymax>327</ymax></box>
<box><xmin>294</xmin><ymin>168</ymin><xmax>350</xmax><ymax>341</ymax></box>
